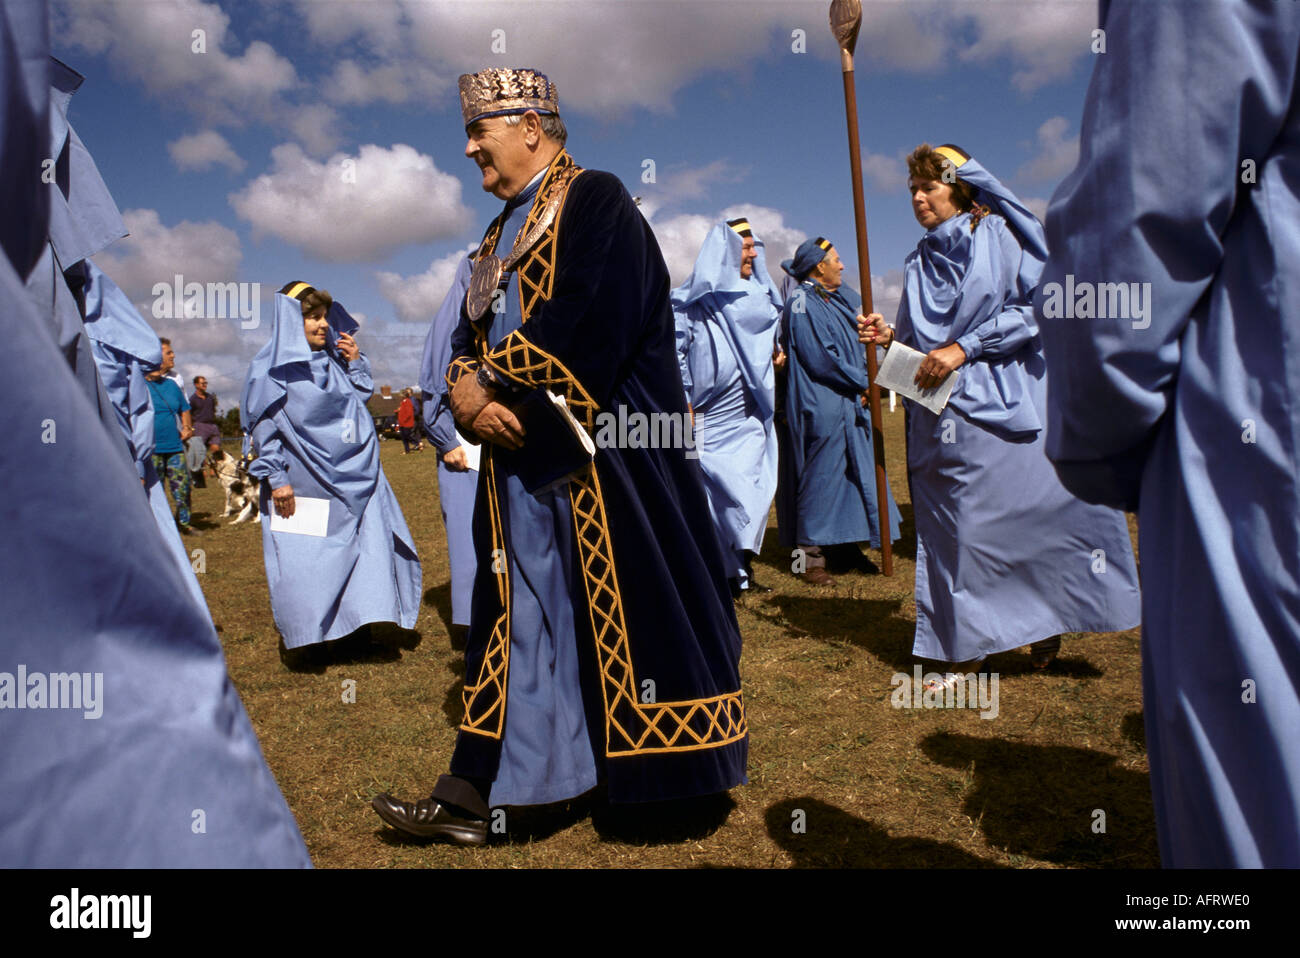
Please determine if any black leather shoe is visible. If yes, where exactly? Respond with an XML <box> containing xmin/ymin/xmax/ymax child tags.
<box><xmin>371</xmin><ymin>792</ymin><xmax>488</xmax><ymax>845</ymax></box>
<box><xmin>747</xmin><ymin>578</ymin><xmax>774</xmax><ymax>594</ymax></box>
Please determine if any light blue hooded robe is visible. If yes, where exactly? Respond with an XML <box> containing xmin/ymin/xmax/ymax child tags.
<box><xmin>895</xmin><ymin>152</ymin><xmax>1141</xmax><ymax>664</ymax></box>
<box><xmin>1037</xmin><ymin>0</ymin><xmax>1300</xmax><ymax>867</ymax></box>
<box><xmin>241</xmin><ymin>294</ymin><xmax>421</xmax><ymax>649</ymax></box>
<box><xmin>418</xmin><ymin>254</ymin><xmax>478</xmax><ymax>628</ymax></box>
<box><xmin>671</xmin><ymin>223</ymin><xmax>782</xmax><ymax>585</ymax></box>
<box><xmin>0</xmin><ymin>10</ymin><xmax>309</xmax><ymax>866</ymax></box>
<box><xmin>80</xmin><ymin>259</ymin><xmax>209</xmax><ymax>613</ymax></box>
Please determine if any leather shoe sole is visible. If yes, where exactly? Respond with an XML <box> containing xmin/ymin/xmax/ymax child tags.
<box><xmin>371</xmin><ymin>792</ymin><xmax>488</xmax><ymax>846</ymax></box>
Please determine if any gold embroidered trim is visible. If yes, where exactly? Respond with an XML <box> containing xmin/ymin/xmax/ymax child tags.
<box><xmin>445</xmin><ymin>356</ymin><xmax>479</xmax><ymax>392</ymax></box>
<box><xmin>459</xmin><ymin>150</ymin><xmax>746</xmax><ymax>756</ymax></box>
<box><xmin>459</xmin><ymin>451</ymin><xmax>510</xmax><ymax>739</ymax></box>
<box><xmin>569</xmin><ymin>465</ymin><xmax>746</xmax><ymax>756</ymax></box>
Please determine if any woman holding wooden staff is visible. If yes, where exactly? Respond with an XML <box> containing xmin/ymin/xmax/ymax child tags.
<box><xmin>859</xmin><ymin>144</ymin><xmax>1141</xmax><ymax>687</ymax></box>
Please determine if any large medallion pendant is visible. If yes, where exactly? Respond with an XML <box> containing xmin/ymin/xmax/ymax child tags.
<box><xmin>466</xmin><ymin>252</ymin><xmax>503</xmax><ymax>322</ymax></box>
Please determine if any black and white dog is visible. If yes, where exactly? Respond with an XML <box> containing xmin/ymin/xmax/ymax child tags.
<box><xmin>208</xmin><ymin>448</ymin><xmax>261</xmax><ymax>524</ymax></box>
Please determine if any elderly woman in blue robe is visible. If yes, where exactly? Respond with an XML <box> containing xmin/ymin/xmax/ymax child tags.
<box><xmin>780</xmin><ymin>236</ymin><xmax>901</xmax><ymax>586</ymax></box>
<box><xmin>241</xmin><ymin>283</ymin><xmax>421</xmax><ymax>651</ymax></box>
<box><xmin>671</xmin><ymin>218</ymin><xmax>783</xmax><ymax>595</ymax></box>
<box><xmin>860</xmin><ymin>144</ymin><xmax>1141</xmax><ymax>684</ymax></box>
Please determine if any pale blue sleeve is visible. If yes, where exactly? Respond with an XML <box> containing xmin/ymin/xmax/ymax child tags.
<box><xmin>673</xmin><ymin>303</ymin><xmax>695</xmax><ymax>398</ymax></box>
<box><xmin>1037</xmin><ymin>0</ymin><xmax>1300</xmax><ymax>507</ymax></box>
<box><xmin>956</xmin><ymin>221</ymin><xmax>1038</xmax><ymax>362</ymax></box>
<box><xmin>247</xmin><ymin>413</ymin><xmax>290</xmax><ymax>489</ymax></box>
<box><xmin>344</xmin><ymin>352</ymin><xmax>374</xmax><ymax>400</ymax></box>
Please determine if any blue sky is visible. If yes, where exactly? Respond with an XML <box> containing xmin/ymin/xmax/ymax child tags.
<box><xmin>53</xmin><ymin>0</ymin><xmax>1100</xmax><ymax>401</ymax></box>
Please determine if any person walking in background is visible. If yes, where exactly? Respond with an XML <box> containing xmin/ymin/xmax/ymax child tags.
<box><xmin>189</xmin><ymin>374</ymin><xmax>222</xmax><ymax>482</ymax></box>
<box><xmin>396</xmin><ymin>387</ymin><xmax>423</xmax><ymax>454</ymax></box>
<box><xmin>1035</xmin><ymin>0</ymin><xmax>1300</xmax><ymax>867</ymax></box>
<box><xmin>146</xmin><ymin>337</ymin><xmax>198</xmax><ymax>535</ymax></box>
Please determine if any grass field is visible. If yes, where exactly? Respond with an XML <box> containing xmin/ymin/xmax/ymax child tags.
<box><xmin>193</xmin><ymin>410</ymin><xmax>1157</xmax><ymax>868</ymax></box>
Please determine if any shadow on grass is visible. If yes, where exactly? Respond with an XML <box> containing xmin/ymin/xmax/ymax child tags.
<box><xmin>919</xmin><ymin>730</ymin><xmax>1158</xmax><ymax>867</ymax></box>
<box><xmin>1121</xmin><ymin>711</ymin><xmax>1146</xmax><ymax>751</ymax></box>
<box><xmin>592</xmin><ymin>790</ymin><xmax>736</xmax><ymax>846</ymax></box>
<box><xmin>764</xmin><ymin>796</ymin><xmax>1002</xmax><ymax>867</ymax></box>
<box><xmin>441</xmin><ymin>654</ymin><xmax>465</xmax><ymax>728</ymax></box>
<box><xmin>423</xmin><ymin>582</ymin><xmax>453</xmax><ymax>632</ymax></box>
<box><xmin>754</xmin><ymin>595</ymin><xmax>917</xmax><ymax>670</ymax></box>
<box><xmin>277</xmin><ymin>624</ymin><xmax>422</xmax><ymax>674</ymax></box>
<box><xmin>892</xmin><ymin>503</ymin><xmax>918</xmax><ymax>561</ymax></box>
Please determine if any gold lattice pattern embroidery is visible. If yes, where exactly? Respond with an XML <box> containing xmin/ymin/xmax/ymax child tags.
<box><xmin>484</xmin><ymin>330</ymin><xmax>599</xmax><ymax>432</ymax></box>
<box><xmin>460</xmin><ymin>454</ymin><xmax>510</xmax><ymax>738</ymax></box>
<box><xmin>445</xmin><ymin>357</ymin><xmax>479</xmax><ymax>392</ymax></box>
<box><xmin>568</xmin><ymin>466</ymin><xmax>747</xmax><ymax>756</ymax></box>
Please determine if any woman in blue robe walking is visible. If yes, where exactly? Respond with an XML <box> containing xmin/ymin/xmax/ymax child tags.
<box><xmin>242</xmin><ymin>284</ymin><xmax>422</xmax><ymax>653</ymax></box>
<box><xmin>860</xmin><ymin>144</ymin><xmax>1141</xmax><ymax>683</ymax></box>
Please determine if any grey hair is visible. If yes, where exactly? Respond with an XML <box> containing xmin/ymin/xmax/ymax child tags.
<box><xmin>502</xmin><ymin>111</ymin><xmax>568</xmax><ymax>145</ymax></box>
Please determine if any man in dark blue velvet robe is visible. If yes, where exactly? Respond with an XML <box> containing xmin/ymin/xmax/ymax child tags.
<box><xmin>372</xmin><ymin>68</ymin><xmax>747</xmax><ymax>845</ymax></box>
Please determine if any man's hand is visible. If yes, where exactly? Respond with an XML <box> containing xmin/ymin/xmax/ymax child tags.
<box><xmin>915</xmin><ymin>343</ymin><xmax>966</xmax><ymax>390</ymax></box>
<box><xmin>470</xmin><ymin>401</ymin><xmax>525</xmax><ymax>450</ymax></box>
<box><xmin>857</xmin><ymin>313</ymin><xmax>892</xmax><ymax>347</ymax></box>
<box><xmin>443</xmin><ymin>446</ymin><xmax>471</xmax><ymax>471</ymax></box>
<box><xmin>772</xmin><ymin>347</ymin><xmax>787</xmax><ymax>373</ymax></box>
<box><xmin>337</xmin><ymin>332</ymin><xmax>359</xmax><ymax>362</ymax></box>
<box><xmin>451</xmin><ymin>374</ymin><xmax>494</xmax><ymax>432</ymax></box>
<box><xmin>272</xmin><ymin>483</ymin><xmax>295</xmax><ymax>518</ymax></box>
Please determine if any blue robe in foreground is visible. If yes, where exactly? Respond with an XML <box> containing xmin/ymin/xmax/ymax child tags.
<box><xmin>1</xmin><ymin>14</ymin><xmax>309</xmax><ymax>865</ymax></box>
<box><xmin>242</xmin><ymin>295</ymin><xmax>421</xmax><ymax>649</ymax></box>
<box><xmin>418</xmin><ymin>254</ymin><xmax>478</xmax><ymax>628</ymax></box>
<box><xmin>1037</xmin><ymin>0</ymin><xmax>1300</xmax><ymax>868</ymax></box>
<box><xmin>671</xmin><ymin>223</ymin><xmax>781</xmax><ymax>585</ymax></box>
<box><xmin>80</xmin><ymin>259</ymin><xmax>208</xmax><ymax>613</ymax></box>
<box><xmin>895</xmin><ymin>156</ymin><xmax>1140</xmax><ymax>664</ymax></box>
<box><xmin>780</xmin><ymin>281</ymin><xmax>900</xmax><ymax>548</ymax></box>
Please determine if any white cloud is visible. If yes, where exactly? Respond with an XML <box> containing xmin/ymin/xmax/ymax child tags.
<box><xmin>958</xmin><ymin>0</ymin><xmax>1096</xmax><ymax>92</ymax></box>
<box><xmin>862</xmin><ymin>149</ymin><xmax>906</xmax><ymax>194</ymax></box>
<box><xmin>94</xmin><ymin>208</ymin><xmax>243</xmax><ymax>303</ymax></box>
<box><xmin>647</xmin><ymin>204</ymin><xmax>806</xmax><ymax>288</ymax></box>
<box><xmin>1017</xmin><ymin>115</ymin><xmax>1079</xmax><ymax>182</ymax></box>
<box><xmin>283</xmin><ymin>1</ymin><xmax>1089</xmax><ymax>117</ymax></box>
<box><xmin>376</xmin><ymin>245</ymin><xmax>477</xmax><ymax>324</ymax></box>
<box><xmin>325</xmin><ymin>59</ymin><xmax>450</xmax><ymax>106</ymax></box>
<box><xmin>54</xmin><ymin>0</ymin><xmax>298</xmax><ymax>125</ymax></box>
<box><xmin>228</xmin><ymin>143</ymin><xmax>473</xmax><ymax>261</ymax></box>
<box><xmin>285</xmin><ymin>103</ymin><xmax>346</xmax><ymax>157</ymax></box>
<box><xmin>168</xmin><ymin>130</ymin><xmax>245</xmax><ymax>173</ymax></box>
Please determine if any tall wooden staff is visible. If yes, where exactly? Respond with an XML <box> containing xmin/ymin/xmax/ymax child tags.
<box><xmin>829</xmin><ymin>0</ymin><xmax>893</xmax><ymax>575</ymax></box>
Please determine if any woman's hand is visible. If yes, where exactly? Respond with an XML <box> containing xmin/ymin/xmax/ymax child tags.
<box><xmin>915</xmin><ymin>343</ymin><xmax>966</xmax><ymax>390</ymax></box>
<box><xmin>272</xmin><ymin>483</ymin><xmax>296</xmax><ymax>518</ymax></box>
<box><xmin>443</xmin><ymin>446</ymin><xmax>471</xmax><ymax>471</ymax></box>
<box><xmin>857</xmin><ymin>313</ymin><xmax>893</xmax><ymax>347</ymax></box>
<box><xmin>336</xmin><ymin>332</ymin><xmax>359</xmax><ymax>362</ymax></box>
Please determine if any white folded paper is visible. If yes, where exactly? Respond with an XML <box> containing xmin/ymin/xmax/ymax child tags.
<box><xmin>873</xmin><ymin>341</ymin><xmax>959</xmax><ymax>415</ymax></box>
<box><xmin>455</xmin><ymin>428</ymin><xmax>481</xmax><ymax>472</ymax></box>
<box><xmin>268</xmin><ymin>496</ymin><xmax>329</xmax><ymax>537</ymax></box>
